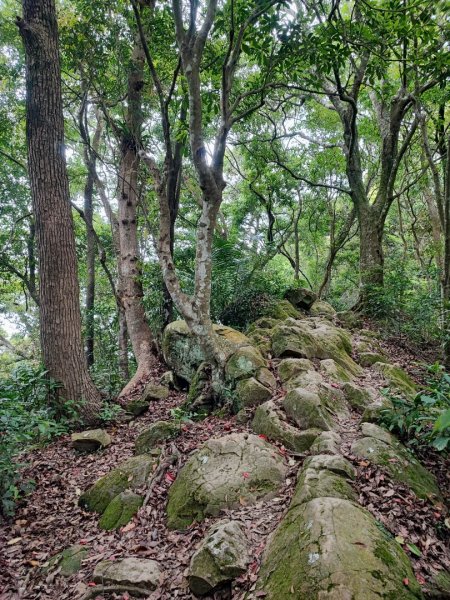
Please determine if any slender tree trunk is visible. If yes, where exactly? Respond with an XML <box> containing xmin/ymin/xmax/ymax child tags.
<box><xmin>84</xmin><ymin>143</ymin><xmax>96</xmax><ymax>368</ymax></box>
<box><xmin>117</xmin><ymin>41</ymin><xmax>157</xmax><ymax>398</ymax></box>
<box><xmin>18</xmin><ymin>0</ymin><xmax>101</xmax><ymax>422</ymax></box>
<box><xmin>118</xmin><ymin>306</ymin><xmax>130</xmax><ymax>381</ymax></box>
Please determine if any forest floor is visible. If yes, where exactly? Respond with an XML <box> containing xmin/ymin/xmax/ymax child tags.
<box><xmin>0</xmin><ymin>332</ymin><xmax>449</xmax><ymax>600</ymax></box>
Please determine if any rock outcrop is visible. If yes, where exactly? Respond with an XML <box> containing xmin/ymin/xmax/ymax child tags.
<box><xmin>71</xmin><ymin>429</ymin><xmax>111</xmax><ymax>452</ymax></box>
<box><xmin>166</xmin><ymin>433</ymin><xmax>286</xmax><ymax>529</ymax></box>
<box><xmin>93</xmin><ymin>557</ymin><xmax>161</xmax><ymax>591</ymax></box>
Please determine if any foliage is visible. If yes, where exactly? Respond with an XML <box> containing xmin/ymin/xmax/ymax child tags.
<box><xmin>380</xmin><ymin>364</ymin><xmax>450</xmax><ymax>452</ymax></box>
<box><xmin>0</xmin><ymin>364</ymin><xmax>77</xmax><ymax>516</ymax></box>
<box><xmin>219</xmin><ymin>290</ymin><xmax>280</xmax><ymax>330</ymax></box>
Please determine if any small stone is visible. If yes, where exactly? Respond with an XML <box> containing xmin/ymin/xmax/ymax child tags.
<box><xmin>135</xmin><ymin>421</ymin><xmax>179</xmax><ymax>454</ymax></box>
<box><xmin>71</xmin><ymin>429</ymin><xmax>111</xmax><ymax>452</ymax></box>
<box><xmin>47</xmin><ymin>544</ymin><xmax>88</xmax><ymax>576</ymax></box>
<box><xmin>292</xmin><ymin>467</ymin><xmax>356</xmax><ymax>506</ymax></box>
<box><xmin>361</xmin><ymin>400</ymin><xmax>393</xmax><ymax>423</ymax></box>
<box><xmin>99</xmin><ymin>491</ymin><xmax>143</xmax><ymax>530</ymax></box>
<box><xmin>188</xmin><ymin>520</ymin><xmax>250</xmax><ymax>596</ymax></box>
<box><xmin>93</xmin><ymin>557</ymin><xmax>161</xmax><ymax>590</ymax></box>
<box><xmin>126</xmin><ymin>398</ymin><xmax>150</xmax><ymax>417</ymax></box>
<box><xmin>303</xmin><ymin>454</ymin><xmax>356</xmax><ymax>479</ymax></box>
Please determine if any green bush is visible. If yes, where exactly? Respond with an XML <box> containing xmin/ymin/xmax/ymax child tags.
<box><xmin>219</xmin><ymin>290</ymin><xmax>279</xmax><ymax>330</ymax></box>
<box><xmin>380</xmin><ymin>364</ymin><xmax>450</xmax><ymax>452</ymax></box>
<box><xmin>0</xmin><ymin>364</ymin><xmax>74</xmax><ymax>516</ymax></box>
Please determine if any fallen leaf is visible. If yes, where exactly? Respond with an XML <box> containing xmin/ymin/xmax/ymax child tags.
<box><xmin>121</xmin><ymin>522</ymin><xmax>136</xmax><ymax>533</ymax></box>
<box><xmin>7</xmin><ymin>538</ymin><xmax>22</xmax><ymax>546</ymax></box>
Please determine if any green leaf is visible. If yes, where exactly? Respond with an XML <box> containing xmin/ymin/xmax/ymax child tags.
<box><xmin>434</xmin><ymin>409</ymin><xmax>450</xmax><ymax>432</ymax></box>
<box><xmin>406</xmin><ymin>543</ymin><xmax>422</xmax><ymax>557</ymax></box>
<box><xmin>431</xmin><ymin>437</ymin><xmax>449</xmax><ymax>451</ymax></box>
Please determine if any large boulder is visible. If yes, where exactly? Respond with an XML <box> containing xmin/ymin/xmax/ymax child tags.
<box><xmin>188</xmin><ymin>520</ymin><xmax>250</xmax><ymax>596</ymax></box>
<box><xmin>309</xmin><ymin>431</ymin><xmax>341</xmax><ymax>455</ymax></box>
<box><xmin>271</xmin><ymin>318</ymin><xmax>361</xmax><ymax>377</ymax></box>
<box><xmin>285</xmin><ymin>369</ymin><xmax>349</xmax><ymax>418</ymax></box>
<box><xmin>284</xmin><ymin>287</ymin><xmax>317</xmax><ymax>310</ymax></box>
<box><xmin>79</xmin><ymin>453</ymin><xmax>158</xmax><ymax>514</ymax></box>
<box><xmin>292</xmin><ymin>467</ymin><xmax>356</xmax><ymax>506</ymax></box>
<box><xmin>166</xmin><ymin>433</ymin><xmax>287</xmax><ymax>529</ymax></box>
<box><xmin>71</xmin><ymin>429</ymin><xmax>111</xmax><ymax>453</ymax></box>
<box><xmin>351</xmin><ymin>435</ymin><xmax>442</xmax><ymax>500</ymax></box>
<box><xmin>283</xmin><ymin>388</ymin><xmax>333</xmax><ymax>431</ymax></box>
<box><xmin>256</xmin><ymin>496</ymin><xmax>422</xmax><ymax>599</ymax></box>
<box><xmin>252</xmin><ymin>400</ymin><xmax>320</xmax><ymax>452</ymax></box>
<box><xmin>162</xmin><ymin>320</ymin><xmax>251</xmax><ymax>384</ymax></box>
<box><xmin>93</xmin><ymin>558</ymin><xmax>161</xmax><ymax>591</ymax></box>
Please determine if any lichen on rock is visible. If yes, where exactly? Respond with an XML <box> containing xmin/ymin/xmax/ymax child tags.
<box><xmin>99</xmin><ymin>490</ymin><xmax>143</xmax><ymax>530</ymax></box>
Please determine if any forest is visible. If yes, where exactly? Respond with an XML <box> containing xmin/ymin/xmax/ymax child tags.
<box><xmin>0</xmin><ymin>0</ymin><xmax>449</xmax><ymax>598</ymax></box>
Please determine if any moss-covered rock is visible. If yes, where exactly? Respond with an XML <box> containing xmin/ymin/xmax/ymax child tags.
<box><xmin>302</xmin><ymin>453</ymin><xmax>356</xmax><ymax>480</ymax></box>
<box><xmin>426</xmin><ymin>570</ymin><xmax>450</xmax><ymax>598</ymax></box>
<box><xmin>162</xmin><ymin>320</ymin><xmax>251</xmax><ymax>383</ymax></box>
<box><xmin>264</xmin><ymin>298</ymin><xmax>300</xmax><ymax>320</ymax></box>
<box><xmin>292</xmin><ymin>467</ymin><xmax>356</xmax><ymax>506</ymax></box>
<box><xmin>284</xmin><ymin>287</ymin><xmax>317</xmax><ymax>310</ymax></box>
<box><xmin>360</xmin><ymin>422</ymin><xmax>393</xmax><ymax>444</ymax></box>
<box><xmin>188</xmin><ymin>520</ymin><xmax>250</xmax><ymax>596</ymax></box>
<box><xmin>166</xmin><ymin>433</ymin><xmax>287</xmax><ymax>529</ymax></box>
<box><xmin>252</xmin><ymin>401</ymin><xmax>320</xmax><ymax>452</ymax></box>
<box><xmin>255</xmin><ymin>367</ymin><xmax>276</xmax><ymax>390</ymax></box>
<box><xmin>373</xmin><ymin>362</ymin><xmax>417</xmax><ymax>398</ymax></box>
<box><xmin>224</xmin><ymin>346</ymin><xmax>265</xmax><ymax>381</ymax></box>
<box><xmin>126</xmin><ymin>398</ymin><xmax>151</xmax><ymax>417</ymax></box>
<box><xmin>283</xmin><ymin>388</ymin><xmax>333</xmax><ymax>431</ymax></box>
<box><xmin>246</xmin><ymin>317</ymin><xmax>280</xmax><ymax>334</ymax></box>
<box><xmin>79</xmin><ymin>454</ymin><xmax>158</xmax><ymax>514</ymax></box>
<box><xmin>351</xmin><ymin>436</ymin><xmax>442</xmax><ymax>500</ymax></box>
<box><xmin>309</xmin><ymin>300</ymin><xmax>336</xmax><ymax>317</ymax></box>
<box><xmin>286</xmin><ymin>369</ymin><xmax>349</xmax><ymax>418</ymax></box>
<box><xmin>342</xmin><ymin>382</ymin><xmax>375</xmax><ymax>411</ymax></box>
<box><xmin>309</xmin><ymin>431</ymin><xmax>341</xmax><ymax>455</ymax></box>
<box><xmin>71</xmin><ymin>429</ymin><xmax>111</xmax><ymax>452</ymax></box>
<box><xmin>93</xmin><ymin>558</ymin><xmax>161</xmax><ymax>590</ymax></box>
<box><xmin>358</xmin><ymin>351</ymin><xmax>388</xmax><ymax>367</ymax></box>
<box><xmin>256</xmin><ymin>496</ymin><xmax>422</xmax><ymax>599</ymax></box>
<box><xmin>271</xmin><ymin>322</ymin><xmax>317</xmax><ymax>359</ymax></box>
<box><xmin>319</xmin><ymin>358</ymin><xmax>354</xmax><ymax>383</ymax></box>
<box><xmin>337</xmin><ymin>310</ymin><xmax>363</xmax><ymax>329</ymax></box>
<box><xmin>47</xmin><ymin>544</ymin><xmax>88</xmax><ymax>576</ymax></box>
<box><xmin>99</xmin><ymin>491</ymin><xmax>143</xmax><ymax>530</ymax></box>
<box><xmin>135</xmin><ymin>421</ymin><xmax>179</xmax><ymax>454</ymax></box>
<box><xmin>141</xmin><ymin>383</ymin><xmax>169</xmax><ymax>401</ymax></box>
<box><xmin>277</xmin><ymin>358</ymin><xmax>314</xmax><ymax>383</ymax></box>
<box><xmin>361</xmin><ymin>399</ymin><xmax>393</xmax><ymax>423</ymax></box>
<box><xmin>235</xmin><ymin>376</ymin><xmax>272</xmax><ymax>408</ymax></box>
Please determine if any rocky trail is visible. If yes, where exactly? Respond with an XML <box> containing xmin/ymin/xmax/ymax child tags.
<box><xmin>1</xmin><ymin>295</ymin><xmax>449</xmax><ymax>600</ymax></box>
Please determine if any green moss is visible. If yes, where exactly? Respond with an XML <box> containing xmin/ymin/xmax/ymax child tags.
<box><xmin>262</xmin><ymin>299</ymin><xmax>299</xmax><ymax>320</ymax></box>
<box><xmin>99</xmin><ymin>491</ymin><xmax>142</xmax><ymax>530</ymax></box>
<box><xmin>79</xmin><ymin>454</ymin><xmax>158</xmax><ymax>513</ymax></box>
<box><xmin>47</xmin><ymin>544</ymin><xmax>88</xmax><ymax>576</ymax></box>
<box><xmin>135</xmin><ymin>421</ymin><xmax>179</xmax><ymax>454</ymax></box>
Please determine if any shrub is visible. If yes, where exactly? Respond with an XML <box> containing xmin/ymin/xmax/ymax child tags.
<box><xmin>380</xmin><ymin>364</ymin><xmax>450</xmax><ymax>452</ymax></box>
<box><xmin>219</xmin><ymin>290</ymin><xmax>279</xmax><ymax>330</ymax></box>
<box><xmin>0</xmin><ymin>364</ymin><xmax>74</xmax><ymax>516</ymax></box>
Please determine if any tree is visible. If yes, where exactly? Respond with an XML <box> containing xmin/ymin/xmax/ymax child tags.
<box><xmin>17</xmin><ymin>0</ymin><xmax>102</xmax><ymax>421</ymax></box>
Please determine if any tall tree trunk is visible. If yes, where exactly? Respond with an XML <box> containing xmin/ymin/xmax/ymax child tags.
<box><xmin>117</xmin><ymin>41</ymin><xmax>157</xmax><ymax>398</ymax></box>
<box><xmin>118</xmin><ymin>306</ymin><xmax>130</xmax><ymax>381</ymax></box>
<box><xmin>18</xmin><ymin>0</ymin><xmax>101</xmax><ymax>422</ymax></box>
<box><xmin>358</xmin><ymin>204</ymin><xmax>384</xmax><ymax>293</ymax></box>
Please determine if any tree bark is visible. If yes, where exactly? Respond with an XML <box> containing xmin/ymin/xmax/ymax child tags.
<box><xmin>18</xmin><ymin>0</ymin><xmax>102</xmax><ymax>422</ymax></box>
<box><xmin>117</xmin><ymin>40</ymin><xmax>157</xmax><ymax>398</ymax></box>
